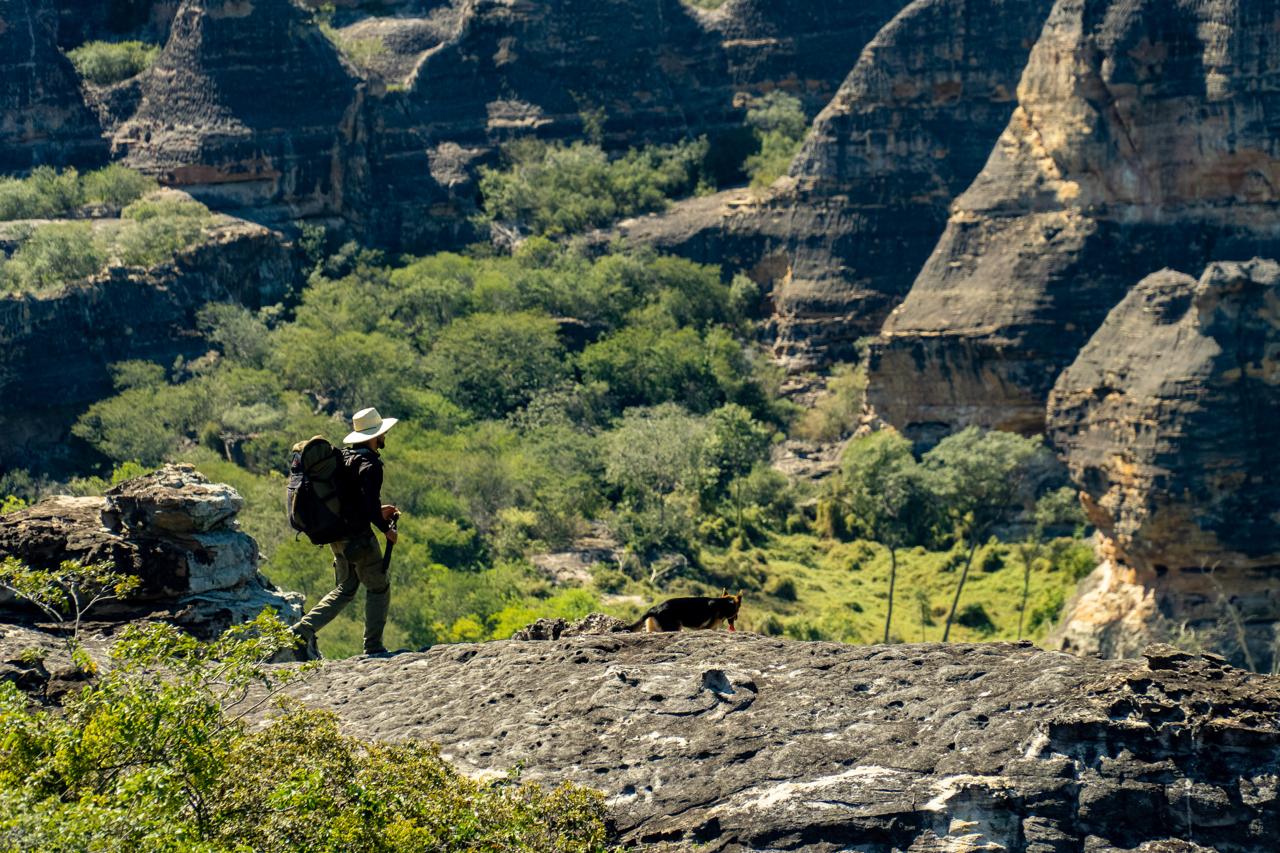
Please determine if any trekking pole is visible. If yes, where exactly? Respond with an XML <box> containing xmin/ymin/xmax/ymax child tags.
<box><xmin>382</xmin><ymin>511</ymin><xmax>400</xmax><ymax>574</ymax></box>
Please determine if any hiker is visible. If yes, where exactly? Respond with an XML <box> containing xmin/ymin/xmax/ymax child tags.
<box><xmin>291</xmin><ymin>407</ymin><xmax>400</xmax><ymax>658</ymax></box>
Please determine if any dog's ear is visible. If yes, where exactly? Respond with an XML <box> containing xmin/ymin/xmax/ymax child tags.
<box><xmin>736</xmin><ymin>590</ymin><xmax>744</xmax><ymax>603</ymax></box>
<box><xmin>721</xmin><ymin>587</ymin><xmax>728</xmax><ymax>598</ymax></box>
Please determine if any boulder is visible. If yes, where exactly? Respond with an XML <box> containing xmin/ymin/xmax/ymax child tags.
<box><xmin>1048</xmin><ymin>260</ymin><xmax>1280</xmax><ymax>670</ymax></box>
<box><xmin>276</xmin><ymin>633</ymin><xmax>1280</xmax><ymax>851</ymax></box>
<box><xmin>0</xmin><ymin>464</ymin><xmax>301</xmax><ymax>638</ymax></box>
<box><xmin>0</xmin><ymin>0</ymin><xmax>108</xmax><ymax>171</ymax></box>
<box><xmin>866</xmin><ymin>0</ymin><xmax>1280</xmax><ymax>440</ymax></box>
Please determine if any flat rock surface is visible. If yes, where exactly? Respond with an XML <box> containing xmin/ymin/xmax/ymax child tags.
<box><xmin>274</xmin><ymin>634</ymin><xmax>1280</xmax><ymax>851</ymax></box>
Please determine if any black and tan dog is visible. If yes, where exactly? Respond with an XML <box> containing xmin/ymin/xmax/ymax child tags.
<box><xmin>628</xmin><ymin>589</ymin><xmax>743</xmax><ymax>633</ymax></box>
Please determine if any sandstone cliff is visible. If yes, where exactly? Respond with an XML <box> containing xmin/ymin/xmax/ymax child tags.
<box><xmin>115</xmin><ymin>0</ymin><xmax>366</xmax><ymax>220</ymax></box>
<box><xmin>0</xmin><ymin>464</ymin><xmax>301</xmax><ymax>639</ymax></box>
<box><xmin>0</xmin><ymin>0</ymin><xmax>108</xmax><ymax>171</ymax></box>
<box><xmin>613</xmin><ymin>0</ymin><xmax>1057</xmax><ymax>369</ymax></box>
<box><xmin>0</xmin><ymin>217</ymin><xmax>297</xmax><ymax>475</ymax></box>
<box><xmin>1048</xmin><ymin>260</ymin><xmax>1280</xmax><ymax>671</ymax></box>
<box><xmin>278</xmin><ymin>632</ymin><xmax>1280</xmax><ymax>851</ymax></box>
<box><xmin>866</xmin><ymin>0</ymin><xmax>1280</xmax><ymax>439</ymax></box>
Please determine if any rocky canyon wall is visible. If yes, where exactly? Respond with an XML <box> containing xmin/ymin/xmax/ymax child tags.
<box><xmin>0</xmin><ymin>217</ymin><xmax>298</xmax><ymax>475</ymax></box>
<box><xmin>1048</xmin><ymin>260</ymin><xmax>1280</xmax><ymax>671</ymax></box>
<box><xmin>0</xmin><ymin>0</ymin><xmax>108</xmax><ymax>171</ymax></box>
<box><xmin>865</xmin><ymin>0</ymin><xmax>1280</xmax><ymax>439</ymax></box>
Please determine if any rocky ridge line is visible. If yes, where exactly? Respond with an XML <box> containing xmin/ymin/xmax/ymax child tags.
<box><xmin>275</xmin><ymin>632</ymin><xmax>1280</xmax><ymax>851</ymax></box>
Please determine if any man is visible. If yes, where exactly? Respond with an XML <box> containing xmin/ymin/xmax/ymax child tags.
<box><xmin>291</xmin><ymin>407</ymin><xmax>400</xmax><ymax>658</ymax></box>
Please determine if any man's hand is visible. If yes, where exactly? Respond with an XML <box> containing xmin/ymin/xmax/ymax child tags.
<box><xmin>381</xmin><ymin>504</ymin><xmax>399</xmax><ymax>521</ymax></box>
<box><xmin>385</xmin><ymin>527</ymin><xmax>398</xmax><ymax>545</ymax></box>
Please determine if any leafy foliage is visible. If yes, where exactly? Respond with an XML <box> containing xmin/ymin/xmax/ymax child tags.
<box><xmin>0</xmin><ymin>165</ymin><xmax>157</xmax><ymax>221</ymax></box>
<box><xmin>479</xmin><ymin>138</ymin><xmax>709</xmax><ymax>235</ymax></box>
<box><xmin>0</xmin><ymin>222</ymin><xmax>104</xmax><ymax>291</ymax></box>
<box><xmin>743</xmin><ymin>92</ymin><xmax>807</xmax><ymax>187</ymax></box>
<box><xmin>0</xmin><ymin>186</ymin><xmax>212</xmax><ymax>294</ymax></box>
<box><xmin>65</xmin><ymin>40</ymin><xmax>159</xmax><ymax>85</ymax></box>
<box><xmin>0</xmin><ymin>610</ymin><xmax>611</xmax><ymax>851</ymax></box>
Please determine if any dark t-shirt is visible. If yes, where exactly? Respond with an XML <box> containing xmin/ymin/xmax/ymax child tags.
<box><xmin>342</xmin><ymin>446</ymin><xmax>388</xmax><ymax>537</ymax></box>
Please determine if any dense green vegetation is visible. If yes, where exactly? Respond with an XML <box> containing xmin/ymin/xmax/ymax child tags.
<box><xmin>743</xmin><ymin>92</ymin><xmax>807</xmax><ymax>187</ymax></box>
<box><xmin>6</xmin><ymin>222</ymin><xmax>1098</xmax><ymax>657</ymax></box>
<box><xmin>479</xmin><ymin>138</ymin><xmax>710</xmax><ymax>236</ymax></box>
<box><xmin>0</xmin><ymin>590</ymin><xmax>611</xmax><ymax>851</ymax></box>
<box><xmin>1</xmin><ymin>194</ymin><xmax>215</xmax><ymax>293</ymax></box>
<box><xmin>0</xmin><ymin>165</ymin><xmax>157</xmax><ymax>220</ymax></box>
<box><xmin>65</xmin><ymin>40</ymin><xmax>160</xmax><ymax>86</ymax></box>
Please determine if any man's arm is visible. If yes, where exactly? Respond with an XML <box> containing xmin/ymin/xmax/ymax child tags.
<box><xmin>354</xmin><ymin>456</ymin><xmax>390</xmax><ymax>533</ymax></box>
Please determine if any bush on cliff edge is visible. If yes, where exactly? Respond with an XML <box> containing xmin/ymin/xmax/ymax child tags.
<box><xmin>0</xmin><ymin>609</ymin><xmax>612</xmax><ymax>852</ymax></box>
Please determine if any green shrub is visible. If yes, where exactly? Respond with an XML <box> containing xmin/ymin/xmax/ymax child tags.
<box><xmin>0</xmin><ymin>222</ymin><xmax>103</xmax><ymax>292</ymax></box>
<box><xmin>0</xmin><ymin>611</ymin><xmax>611</xmax><ymax>850</ymax></box>
<box><xmin>0</xmin><ymin>166</ymin><xmax>84</xmax><ymax>220</ymax></box>
<box><xmin>765</xmin><ymin>575</ymin><xmax>797</xmax><ymax>601</ymax></box>
<box><xmin>479</xmin><ymin>138</ymin><xmax>709</xmax><ymax>236</ymax></box>
<box><xmin>0</xmin><ymin>165</ymin><xmax>155</xmax><ymax>220</ymax></box>
<box><xmin>743</xmin><ymin>91</ymin><xmax>807</xmax><ymax>187</ymax></box>
<box><xmin>65</xmin><ymin>40</ymin><xmax>159</xmax><ymax>85</ymax></box>
<box><xmin>114</xmin><ymin>195</ymin><xmax>212</xmax><ymax>266</ymax></box>
<box><xmin>81</xmin><ymin>164</ymin><xmax>158</xmax><ymax>208</ymax></box>
<box><xmin>955</xmin><ymin>602</ymin><xmax>996</xmax><ymax>634</ymax></box>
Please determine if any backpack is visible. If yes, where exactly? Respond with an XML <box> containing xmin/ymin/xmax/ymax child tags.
<box><xmin>286</xmin><ymin>436</ymin><xmax>353</xmax><ymax>545</ymax></box>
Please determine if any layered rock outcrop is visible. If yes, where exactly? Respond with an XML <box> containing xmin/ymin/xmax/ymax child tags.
<box><xmin>0</xmin><ymin>0</ymin><xmax>108</xmax><ymax>171</ymax></box>
<box><xmin>279</xmin><ymin>633</ymin><xmax>1280</xmax><ymax>851</ymax></box>
<box><xmin>115</xmin><ymin>0</ymin><xmax>365</xmax><ymax>220</ymax></box>
<box><xmin>0</xmin><ymin>215</ymin><xmax>297</xmax><ymax>475</ymax></box>
<box><xmin>1048</xmin><ymin>260</ymin><xmax>1280</xmax><ymax>671</ymax></box>
<box><xmin>769</xmin><ymin>0</ymin><xmax>1057</xmax><ymax>368</ymax></box>
<box><xmin>613</xmin><ymin>0</ymin><xmax>1058</xmax><ymax>368</ymax></box>
<box><xmin>866</xmin><ymin>0</ymin><xmax>1280</xmax><ymax>439</ymax></box>
<box><xmin>0</xmin><ymin>464</ymin><xmax>301</xmax><ymax>638</ymax></box>
<box><xmin>363</xmin><ymin>0</ymin><xmax>911</xmax><ymax>249</ymax></box>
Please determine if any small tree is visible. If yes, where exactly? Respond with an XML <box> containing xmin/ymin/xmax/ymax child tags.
<box><xmin>704</xmin><ymin>404</ymin><xmax>773</xmax><ymax>542</ymax></box>
<box><xmin>839</xmin><ymin>429</ymin><xmax>933</xmax><ymax>643</ymax></box>
<box><xmin>0</xmin><ymin>558</ymin><xmax>141</xmax><ymax>673</ymax></box>
<box><xmin>1015</xmin><ymin>486</ymin><xmax>1086</xmax><ymax>640</ymax></box>
<box><xmin>922</xmin><ymin>428</ymin><xmax>1045</xmax><ymax>642</ymax></box>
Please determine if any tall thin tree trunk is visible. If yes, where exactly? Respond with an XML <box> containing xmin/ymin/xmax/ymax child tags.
<box><xmin>884</xmin><ymin>546</ymin><xmax>897</xmax><ymax>644</ymax></box>
<box><xmin>942</xmin><ymin>538</ymin><xmax>979</xmax><ymax>642</ymax></box>
<box><xmin>1017</xmin><ymin>548</ymin><xmax>1032</xmax><ymax>641</ymax></box>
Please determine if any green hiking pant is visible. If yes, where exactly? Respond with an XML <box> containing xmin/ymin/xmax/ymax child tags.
<box><xmin>295</xmin><ymin>533</ymin><xmax>388</xmax><ymax>653</ymax></box>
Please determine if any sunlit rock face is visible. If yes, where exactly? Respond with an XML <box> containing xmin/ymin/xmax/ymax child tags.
<box><xmin>114</xmin><ymin>0</ymin><xmax>365</xmax><ymax>219</ymax></box>
<box><xmin>1049</xmin><ymin>260</ymin><xmax>1280</xmax><ymax>671</ymax></box>
<box><xmin>768</xmin><ymin>0</ymin><xmax>1057</xmax><ymax>371</ymax></box>
<box><xmin>866</xmin><ymin>0</ymin><xmax>1280</xmax><ymax>440</ymax></box>
<box><xmin>277</xmin><ymin>632</ymin><xmax>1280</xmax><ymax>851</ymax></box>
<box><xmin>0</xmin><ymin>0</ymin><xmax>108</xmax><ymax>171</ymax></box>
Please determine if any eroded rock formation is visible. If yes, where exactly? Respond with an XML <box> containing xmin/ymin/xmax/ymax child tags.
<box><xmin>612</xmin><ymin>0</ymin><xmax>1057</xmax><ymax>369</ymax></box>
<box><xmin>1048</xmin><ymin>260</ymin><xmax>1280</xmax><ymax>670</ymax></box>
<box><xmin>277</xmin><ymin>633</ymin><xmax>1280</xmax><ymax>851</ymax></box>
<box><xmin>0</xmin><ymin>0</ymin><xmax>108</xmax><ymax>171</ymax></box>
<box><xmin>0</xmin><ymin>464</ymin><xmax>301</xmax><ymax>637</ymax></box>
<box><xmin>866</xmin><ymin>0</ymin><xmax>1280</xmax><ymax>439</ymax></box>
<box><xmin>0</xmin><ymin>215</ymin><xmax>296</xmax><ymax>475</ymax></box>
<box><xmin>115</xmin><ymin>0</ymin><xmax>365</xmax><ymax>219</ymax></box>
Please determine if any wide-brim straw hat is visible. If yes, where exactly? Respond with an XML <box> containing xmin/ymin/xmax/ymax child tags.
<box><xmin>344</xmin><ymin>407</ymin><xmax>399</xmax><ymax>445</ymax></box>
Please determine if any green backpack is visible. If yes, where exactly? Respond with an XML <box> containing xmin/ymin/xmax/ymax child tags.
<box><xmin>286</xmin><ymin>436</ymin><xmax>351</xmax><ymax>545</ymax></box>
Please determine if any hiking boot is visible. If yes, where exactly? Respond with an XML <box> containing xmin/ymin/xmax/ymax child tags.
<box><xmin>279</xmin><ymin>627</ymin><xmax>322</xmax><ymax>663</ymax></box>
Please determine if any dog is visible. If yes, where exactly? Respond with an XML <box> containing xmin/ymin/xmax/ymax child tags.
<box><xmin>628</xmin><ymin>589</ymin><xmax>743</xmax><ymax>633</ymax></box>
